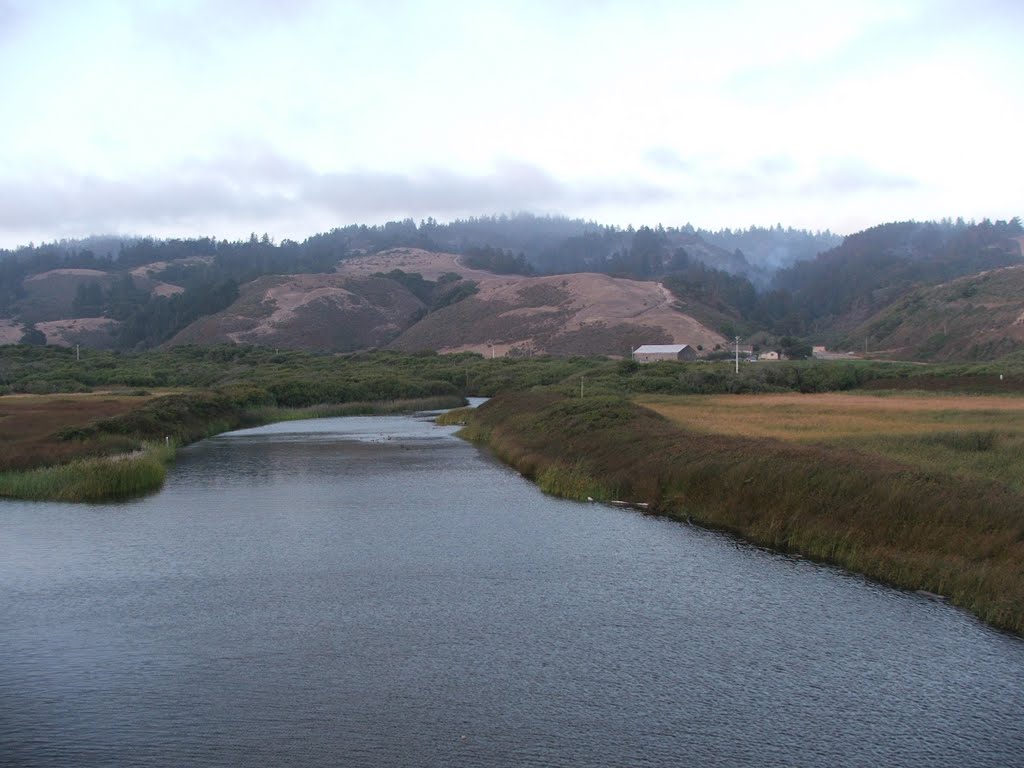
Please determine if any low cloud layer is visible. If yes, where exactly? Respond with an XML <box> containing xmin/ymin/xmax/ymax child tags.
<box><xmin>0</xmin><ymin>148</ymin><xmax>933</xmax><ymax>248</ymax></box>
<box><xmin>0</xmin><ymin>1</ymin><xmax>1019</xmax><ymax>245</ymax></box>
<box><xmin>0</xmin><ymin>152</ymin><xmax>672</xmax><ymax>245</ymax></box>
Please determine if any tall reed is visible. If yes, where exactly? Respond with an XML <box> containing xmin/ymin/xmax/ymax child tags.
<box><xmin>0</xmin><ymin>442</ymin><xmax>174</xmax><ymax>502</ymax></box>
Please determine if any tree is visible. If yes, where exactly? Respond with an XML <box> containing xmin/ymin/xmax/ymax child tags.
<box><xmin>630</xmin><ymin>226</ymin><xmax>665</xmax><ymax>277</ymax></box>
<box><xmin>19</xmin><ymin>324</ymin><xmax>46</xmax><ymax>346</ymax></box>
<box><xmin>73</xmin><ymin>281</ymin><xmax>106</xmax><ymax>316</ymax></box>
<box><xmin>105</xmin><ymin>275</ymin><xmax>149</xmax><ymax>321</ymax></box>
<box><xmin>779</xmin><ymin>336</ymin><xmax>813</xmax><ymax>360</ymax></box>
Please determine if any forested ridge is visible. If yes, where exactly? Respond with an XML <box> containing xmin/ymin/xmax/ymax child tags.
<box><xmin>771</xmin><ymin>218</ymin><xmax>1024</xmax><ymax>334</ymax></box>
<box><xmin>1</xmin><ymin>213</ymin><xmax>1020</xmax><ymax>357</ymax></box>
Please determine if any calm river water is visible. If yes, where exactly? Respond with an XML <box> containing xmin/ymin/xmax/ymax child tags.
<box><xmin>2</xmin><ymin>411</ymin><xmax>1023</xmax><ymax>767</ymax></box>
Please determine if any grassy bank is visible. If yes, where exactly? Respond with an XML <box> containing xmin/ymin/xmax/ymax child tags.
<box><xmin>0</xmin><ymin>443</ymin><xmax>175</xmax><ymax>502</ymax></box>
<box><xmin>0</xmin><ymin>390</ymin><xmax>465</xmax><ymax>502</ymax></box>
<box><xmin>458</xmin><ymin>391</ymin><xmax>1024</xmax><ymax>634</ymax></box>
<box><xmin>247</xmin><ymin>395</ymin><xmax>465</xmax><ymax>423</ymax></box>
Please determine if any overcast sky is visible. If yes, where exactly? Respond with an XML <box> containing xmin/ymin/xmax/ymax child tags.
<box><xmin>0</xmin><ymin>0</ymin><xmax>1021</xmax><ymax>248</ymax></box>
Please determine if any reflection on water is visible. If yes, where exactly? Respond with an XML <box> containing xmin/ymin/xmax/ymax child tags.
<box><xmin>2</xmin><ymin>413</ymin><xmax>1023</xmax><ymax>767</ymax></box>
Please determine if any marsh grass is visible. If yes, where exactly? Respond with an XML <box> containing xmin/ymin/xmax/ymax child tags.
<box><xmin>0</xmin><ymin>442</ymin><xmax>174</xmax><ymax>502</ymax></box>
<box><xmin>250</xmin><ymin>396</ymin><xmax>465</xmax><ymax>423</ymax></box>
<box><xmin>537</xmin><ymin>461</ymin><xmax>614</xmax><ymax>500</ymax></box>
<box><xmin>464</xmin><ymin>391</ymin><xmax>1024</xmax><ymax>634</ymax></box>
<box><xmin>434</xmin><ymin>406</ymin><xmax>476</xmax><ymax>426</ymax></box>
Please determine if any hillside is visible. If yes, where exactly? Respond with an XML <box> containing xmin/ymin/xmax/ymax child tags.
<box><xmin>1</xmin><ymin>216</ymin><xmax>1021</xmax><ymax>359</ymax></box>
<box><xmin>772</xmin><ymin>219</ymin><xmax>1024</xmax><ymax>337</ymax></box>
<box><xmin>389</xmin><ymin>270</ymin><xmax>725</xmax><ymax>357</ymax></box>
<box><xmin>167</xmin><ymin>273</ymin><xmax>425</xmax><ymax>352</ymax></box>
<box><xmin>843</xmin><ymin>264</ymin><xmax>1024</xmax><ymax>361</ymax></box>
<box><xmin>166</xmin><ymin>248</ymin><xmax>725</xmax><ymax>356</ymax></box>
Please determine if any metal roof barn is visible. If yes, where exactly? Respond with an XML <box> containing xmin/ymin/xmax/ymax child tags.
<box><xmin>632</xmin><ymin>344</ymin><xmax>697</xmax><ymax>363</ymax></box>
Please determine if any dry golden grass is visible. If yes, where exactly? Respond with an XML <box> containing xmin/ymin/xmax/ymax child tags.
<box><xmin>0</xmin><ymin>393</ymin><xmax>155</xmax><ymax>471</ymax></box>
<box><xmin>639</xmin><ymin>392</ymin><xmax>1024</xmax><ymax>491</ymax></box>
<box><xmin>639</xmin><ymin>392</ymin><xmax>1024</xmax><ymax>441</ymax></box>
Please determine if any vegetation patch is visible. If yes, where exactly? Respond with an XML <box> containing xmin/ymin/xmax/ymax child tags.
<box><xmin>0</xmin><ymin>443</ymin><xmax>174</xmax><ymax>502</ymax></box>
<box><xmin>0</xmin><ymin>393</ymin><xmax>158</xmax><ymax>472</ymax></box>
<box><xmin>247</xmin><ymin>396</ymin><xmax>465</xmax><ymax>423</ymax></box>
<box><xmin>460</xmin><ymin>390</ymin><xmax>1024</xmax><ymax>634</ymax></box>
<box><xmin>641</xmin><ymin>391</ymin><xmax>1024</xmax><ymax>492</ymax></box>
<box><xmin>536</xmin><ymin>460</ymin><xmax>613</xmax><ymax>500</ymax></box>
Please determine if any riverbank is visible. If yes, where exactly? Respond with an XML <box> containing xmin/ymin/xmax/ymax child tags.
<box><xmin>445</xmin><ymin>391</ymin><xmax>1024</xmax><ymax>634</ymax></box>
<box><xmin>0</xmin><ymin>391</ymin><xmax>465</xmax><ymax>502</ymax></box>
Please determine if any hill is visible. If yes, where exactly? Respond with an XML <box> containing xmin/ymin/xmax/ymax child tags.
<box><xmin>337</xmin><ymin>248</ymin><xmax>726</xmax><ymax>355</ymax></box>
<box><xmin>167</xmin><ymin>273</ymin><xmax>426</xmax><ymax>352</ymax></box>
<box><xmin>389</xmin><ymin>269</ymin><xmax>725</xmax><ymax>357</ymax></box>
<box><xmin>167</xmin><ymin>248</ymin><xmax>725</xmax><ymax>356</ymax></box>
<box><xmin>771</xmin><ymin>219</ymin><xmax>1023</xmax><ymax>338</ymax></box>
<box><xmin>1</xmin><ymin>215</ymin><xmax>1021</xmax><ymax>360</ymax></box>
<box><xmin>842</xmin><ymin>264</ymin><xmax>1024</xmax><ymax>361</ymax></box>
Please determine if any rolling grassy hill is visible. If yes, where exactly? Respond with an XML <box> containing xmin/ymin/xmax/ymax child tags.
<box><xmin>2</xmin><ymin>217</ymin><xmax>1021</xmax><ymax>360</ymax></box>
<box><xmin>843</xmin><ymin>264</ymin><xmax>1024</xmax><ymax>361</ymax></box>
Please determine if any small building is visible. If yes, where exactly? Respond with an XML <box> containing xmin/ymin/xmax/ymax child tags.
<box><xmin>760</xmin><ymin>350</ymin><xmax>780</xmax><ymax>361</ymax></box>
<box><xmin>633</xmin><ymin>344</ymin><xmax>697</xmax><ymax>363</ymax></box>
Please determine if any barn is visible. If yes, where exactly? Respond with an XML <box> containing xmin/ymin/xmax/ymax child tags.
<box><xmin>632</xmin><ymin>344</ymin><xmax>697</xmax><ymax>363</ymax></box>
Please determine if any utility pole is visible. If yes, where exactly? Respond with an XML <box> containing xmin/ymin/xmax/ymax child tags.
<box><xmin>75</xmin><ymin>344</ymin><xmax>80</xmax><ymax>362</ymax></box>
<box><xmin>581</xmin><ymin>376</ymin><xmax>584</xmax><ymax>398</ymax></box>
<box><xmin>735</xmin><ymin>336</ymin><xmax>740</xmax><ymax>374</ymax></box>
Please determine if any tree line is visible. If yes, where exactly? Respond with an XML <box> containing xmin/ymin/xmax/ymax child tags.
<box><xmin>2</xmin><ymin>214</ymin><xmax>1020</xmax><ymax>352</ymax></box>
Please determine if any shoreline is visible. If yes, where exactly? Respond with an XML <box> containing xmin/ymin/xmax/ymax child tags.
<box><xmin>441</xmin><ymin>392</ymin><xmax>1024</xmax><ymax>635</ymax></box>
<box><xmin>0</xmin><ymin>394</ymin><xmax>466</xmax><ymax>503</ymax></box>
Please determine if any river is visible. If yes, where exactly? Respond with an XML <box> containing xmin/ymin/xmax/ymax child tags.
<box><xmin>2</xmin><ymin>411</ymin><xmax>1023</xmax><ymax>767</ymax></box>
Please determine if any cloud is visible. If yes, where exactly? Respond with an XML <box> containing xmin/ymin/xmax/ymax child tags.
<box><xmin>0</xmin><ymin>174</ymin><xmax>288</xmax><ymax>231</ymax></box>
<box><xmin>805</xmin><ymin>159</ymin><xmax>918</xmax><ymax>195</ymax></box>
<box><xmin>644</xmin><ymin>147</ymin><xmax>695</xmax><ymax>174</ymax></box>
<box><xmin>126</xmin><ymin>0</ymin><xmax>324</xmax><ymax>54</ymax></box>
<box><xmin>304</xmin><ymin>162</ymin><xmax>565</xmax><ymax>215</ymax></box>
<box><xmin>0</xmin><ymin>150</ymin><xmax>672</xmax><ymax>244</ymax></box>
<box><xmin>0</xmin><ymin>0</ymin><xmax>26</xmax><ymax>40</ymax></box>
<box><xmin>305</xmin><ymin>162</ymin><xmax>669</xmax><ymax>215</ymax></box>
<box><xmin>756</xmin><ymin>155</ymin><xmax>797</xmax><ymax>177</ymax></box>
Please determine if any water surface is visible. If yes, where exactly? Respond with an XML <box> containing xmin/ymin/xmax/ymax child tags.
<box><xmin>2</xmin><ymin>413</ymin><xmax>1023</xmax><ymax>767</ymax></box>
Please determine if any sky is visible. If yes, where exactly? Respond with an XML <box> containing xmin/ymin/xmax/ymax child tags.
<box><xmin>0</xmin><ymin>0</ymin><xmax>1021</xmax><ymax>248</ymax></box>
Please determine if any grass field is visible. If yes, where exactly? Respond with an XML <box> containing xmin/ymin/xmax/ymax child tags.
<box><xmin>639</xmin><ymin>392</ymin><xmax>1024</xmax><ymax>491</ymax></box>
<box><xmin>0</xmin><ymin>392</ymin><xmax>156</xmax><ymax>472</ymax></box>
